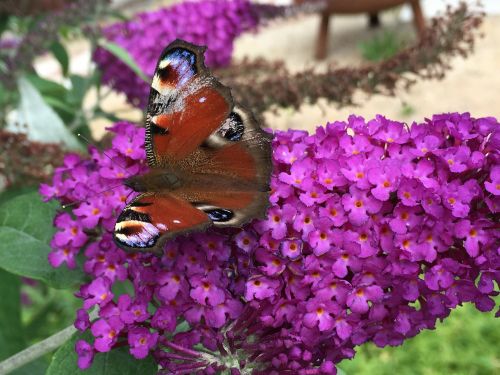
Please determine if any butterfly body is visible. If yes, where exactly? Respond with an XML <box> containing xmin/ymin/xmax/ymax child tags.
<box><xmin>114</xmin><ymin>40</ymin><xmax>272</xmax><ymax>254</ymax></box>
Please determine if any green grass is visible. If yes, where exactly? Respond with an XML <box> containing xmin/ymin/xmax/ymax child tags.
<box><xmin>359</xmin><ymin>31</ymin><xmax>404</xmax><ymax>62</ymax></box>
<box><xmin>400</xmin><ymin>101</ymin><xmax>416</xmax><ymax>117</ymax></box>
<box><xmin>338</xmin><ymin>303</ymin><xmax>500</xmax><ymax>375</ymax></box>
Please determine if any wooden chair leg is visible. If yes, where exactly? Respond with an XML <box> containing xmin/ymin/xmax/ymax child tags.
<box><xmin>409</xmin><ymin>0</ymin><xmax>425</xmax><ymax>38</ymax></box>
<box><xmin>315</xmin><ymin>12</ymin><xmax>330</xmax><ymax>60</ymax></box>
<box><xmin>368</xmin><ymin>12</ymin><xmax>381</xmax><ymax>29</ymax></box>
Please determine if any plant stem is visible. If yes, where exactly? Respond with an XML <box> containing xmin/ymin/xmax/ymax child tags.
<box><xmin>0</xmin><ymin>309</ymin><xmax>97</xmax><ymax>375</ymax></box>
<box><xmin>0</xmin><ymin>324</ymin><xmax>75</xmax><ymax>375</ymax></box>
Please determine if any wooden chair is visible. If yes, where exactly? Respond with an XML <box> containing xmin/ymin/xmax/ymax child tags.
<box><xmin>311</xmin><ymin>0</ymin><xmax>426</xmax><ymax>59</ymax></box>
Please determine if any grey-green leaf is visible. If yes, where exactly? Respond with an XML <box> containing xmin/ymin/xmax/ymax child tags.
<box><xmin>98</xmin><ymin>40</ymin><xmax>149</xmax><ymax>84</ymax></box>
<box><xmin>46</xmin><ymin>333</ymin><xmax>158</xmax><ymax>375</ymax></box>
<box><xmin>9</xmin><ymin>76</ymin><xmax>83</xmax><ymax>150</ymax></box>
<box><xmin>0</xmin><ymin>192</ymin><xmax>85</xmax><ymax>289</ymax></box>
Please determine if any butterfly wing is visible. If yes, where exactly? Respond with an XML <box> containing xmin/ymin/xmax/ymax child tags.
<box><xmin>184</xmin><ymin>105</ymin><xmax>273</xmax><ymax>226</ymax></box>
<box><xmin>114</xmin><ymin>192</ymin><xmax>210</xmax><ymax>254</ymax></box>
<box><xmin>145</xmin><ymin>39</ymin><xmax>232</xmax><ymax>164</ymax></box>
<box><xmin>115</xmin><ymin>40</ymin><xmax>272</xmax><ymax>253</ymax></box>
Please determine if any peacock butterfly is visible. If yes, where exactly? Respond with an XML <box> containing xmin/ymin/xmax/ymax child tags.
<box><xmin>113</xmin><ymin>39</ymin><xmax>273</xmax><ymax>254</ymax></box>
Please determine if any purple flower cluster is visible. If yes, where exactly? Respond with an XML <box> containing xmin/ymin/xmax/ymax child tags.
<box><xmin>93</xmin><ymin>0</ymin><xmax>257</xmax><ymax>107</ymax></box>
<box><xmin>41</xmin><ymin>113</ymin><xmax>499</xmax><ymax>374</ymax></box>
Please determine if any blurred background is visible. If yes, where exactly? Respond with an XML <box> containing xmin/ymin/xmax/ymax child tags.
<box><xmin>0</xmin><ymin>0</ymin><xmax>499</xmax><ymax>374</ymax></box>
<box><xmin>10</xmin><ymin>0</ymin><xmax>500</xmax><ymax>136</ymax></box>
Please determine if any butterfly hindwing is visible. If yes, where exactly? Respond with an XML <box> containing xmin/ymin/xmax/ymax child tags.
<box><xmin>114</xmin><ymin>192</ymin><xmax>211</xmax><ymax>254</ymax></box>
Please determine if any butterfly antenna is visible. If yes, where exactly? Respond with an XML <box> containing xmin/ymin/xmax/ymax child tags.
<box><xmin>77</xmin><ymin>133</ymin><xmax>128</xmax><ymax>172</ymax></box>
<box><xmin>61</xmin><ymin>183</ymin><xmax>124</xmax><ymax>209</ymax></box>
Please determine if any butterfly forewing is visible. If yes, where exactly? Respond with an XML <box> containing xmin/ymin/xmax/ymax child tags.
<box><xmin>146</xmin><ymin>40</ymin><xmax>232</xmax><ymax>164</ymax></box>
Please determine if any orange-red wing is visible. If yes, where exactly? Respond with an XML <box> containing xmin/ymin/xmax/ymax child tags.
<box><xmin>144</xmin><ymin>40</ymin><xmax>232</xmax><ymax>166</ymax></box>
<box><xmin>114</xmin><ymin>193</ymin><xmax>210</xmax><ymax>254</ymax></box>
<box><xmin>205</xmin><ymin>143</ymin><xmax>257</xmax><ymax>182</ymax></box>
<box><xmin>150</xmin><ymin>85</ymin><xmax>230</xmax><ymax>162</ymax></box>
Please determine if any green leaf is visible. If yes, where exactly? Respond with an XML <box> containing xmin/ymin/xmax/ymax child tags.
<box><xmin>46</xmin><ymin>333</ymin><xmax>158</xmax><ymax>375</ymax></box>
<box><xmin>12</xmin><ymin>358</ymin><xmax>48</xmax><ymax>375</ymax></box>
<box><xmin>0</xmin><ymin>269</ymin><xmax>24</xmax><ymax>360</ymax></box>
<box><xmin>0</xmin><ymin>269</ymin><xmax>49</xmax><ymax>375</ymax></box>
<box><xmin>67</xmin><ymin>75</ymin><xmax>87</xmax><ymax>107</ymax></box>
<box><xmin>0</xmin><ymin>14</ymin><xmax>10</xmax><ymax>36</ymax></box>
<box><xmin>25</xmin><ymin>74</ymin><xmax>67</xmax><ymax>99</ymax></box>
<box><xmin>42</xmin><ymin>96</ymin><xmax>76</xmax><ymax>116</ymax></box>
<box><xmin>11</xmin><ymin>76</ymin><xmax>83</xmax><ymax>150</ymax></box>
<box><xmin>0</xmin><ymin>186</ymin><xmax>37</xmax><ymax>206</ymax></box>
<box><xmin>94</xmin><ymin>107</ymin><xmax>123</xmax><ymax>123</ymax></box>
<box><xmin>0</xmin><ymin>81</ymin><xmax>7</xmax><ymax>104</ymax></box>
<box><xmin>50</xmin><ymin>42</ymin><xmax>69</xmax><ymax>77</ymax></box>
<box><xmin>98</xmin><ymin>40</ymin><xmax>149</xmax><ymax>84</ymax></box>
<box><xmin>0</xmin><ymin>192</ymin><xmax>85</xmax><ymax>288</ymax></box>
